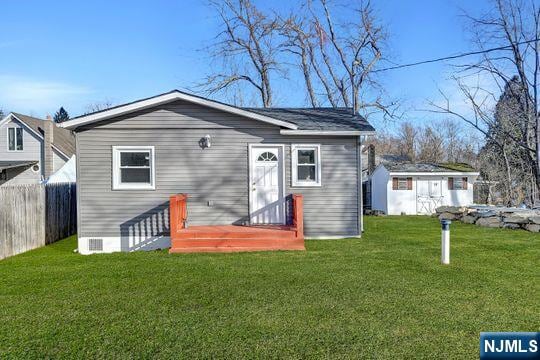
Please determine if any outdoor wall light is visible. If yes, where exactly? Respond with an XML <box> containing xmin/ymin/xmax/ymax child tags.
<box><xmin>199</xmin><ymin>134</ymin><xmax>212</xmax><ymax>149</ymax></box>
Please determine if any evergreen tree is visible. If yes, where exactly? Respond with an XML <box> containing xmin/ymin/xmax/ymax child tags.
<box><xmin>479</xmin><ymin>76</ymin><xmax>537</xmax><ymax>205</ymax></box>
<box><xmin>53</xmin><ymin>107</ymin><xmax>70</xmax><ymax>123</ymax></box>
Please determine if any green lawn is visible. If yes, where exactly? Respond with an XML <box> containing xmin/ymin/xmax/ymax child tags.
<box><xmin>0</xmin><ymin>216</ymin><xmax>538</xmax><ymax>358</ymax></box>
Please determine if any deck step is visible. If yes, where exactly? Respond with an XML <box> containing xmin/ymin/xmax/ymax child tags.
<box><xmin>174</xmin><ymin>231</ymin><xmax>297</xmax><ymax>240</ymax></box>
<box><xmin>172</xmin><ymin>226</ymin><xmax>298</xmax><ymax>239</ymax></box>
<box><xmin>169</xmin><ymin>224</ymin><xmax>304</xmax><ymax>253</ymax></box>
<box><xmin>170</xmin><ymin>241</ymin><xmax>306</xmax><ymax>253</ymax></box>
<box><xmin>171</xmin><ymin>237</ymin><xmax>304</xmax><ymax>248</ymax></box>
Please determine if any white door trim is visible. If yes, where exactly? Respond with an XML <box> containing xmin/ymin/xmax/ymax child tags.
<box><xmin>248</xmin><ymin>144</ymin><xmax>286</xmax><ymax>224</ymax></box>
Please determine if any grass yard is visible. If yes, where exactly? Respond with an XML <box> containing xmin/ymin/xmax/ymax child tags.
<box><xmin>0</xmin><ymin>216</ymin><xmax>538</xmax><ymax>358</ymax></box>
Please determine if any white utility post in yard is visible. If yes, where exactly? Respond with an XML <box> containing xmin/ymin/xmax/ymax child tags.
<box><xmin>441</xmin><ymin>220</ymin><xmax>451</xmax><ymax>265</ymax></box>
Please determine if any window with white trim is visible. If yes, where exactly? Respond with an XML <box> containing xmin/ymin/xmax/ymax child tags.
<box><xmin>112</xmin><ymin>146</ymin><xmax>155</xmax><ymax>190</ymax></box>
<box><xmin>8</xmin><ymin>128</ymin><xmax>23</xmax><ymax>151</ymax></box>
<box><xmin>291</xmin><ymin>144</ymin><xmax>321</xmax><ymax>186</ymax></box>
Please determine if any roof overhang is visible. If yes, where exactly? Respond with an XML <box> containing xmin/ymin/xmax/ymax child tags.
<box><xmin>280</xmin><ymin>130</ymin><xmax>376</xmax><ymax>136</ymax></box>
<box><xmin>388</xmin><ymin>171</ymin><xmax>480</xmax><ymax>176</ymax></box>
<box><xmin>0</xmin><ymin>160</ymin><xmax>38</xmax><ymax>171</ymax></box>
<box><xmin>51</xmin><ymin>144</ymin><xmax>70</xmax><ymax>160</ymax></box>
<box><xmin>60</xmin><ymin>91</ymin><xmax>299</xmax><ymax>131</ymax></box>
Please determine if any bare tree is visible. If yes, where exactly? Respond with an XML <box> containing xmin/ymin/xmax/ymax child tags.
<box><xmin>199</xmin><ymin>0</ymin><xmax>282</xmax><ymax>107</ymax></box>
<box><xmin>307</xmin><ymin>0</ymin><xmax>396</xmax><ymax>117</ymax></box>
<box><xmin>417</xmin><ymin>125</ymin><xmax>445</xmax><ymax>163</ymax></box>
<box><xmin>279</xmin><ymin>13</ymin><xmax>319</xmax><ymax>107</ymax></box>
<box><xmin>441</xmin><ymin>119</ymin><xmax>462</xmax><ymax>163</ymax></box>
<box><xmin>397</xmin><ymin>122</ymin><xmax>417</xmax><ymax>161</ymax></box>
<box><xmin>429</xmin><ymin>0</ymin><xmax>540</xmax><ymax>203</ymax></box>
<box><xmin>85</xmin><ymin>100</ymin><xmax>114</xmax><ymax>114</ymax></box>
<box><xmin>370</xmin><ymin>119</ymin><xmax>479</xmax><ymax>166</ymax></box>
<box><xmin>319</xmin><ymin>0</ymin><xmax>382</xmax><ymax>112</ymax></box>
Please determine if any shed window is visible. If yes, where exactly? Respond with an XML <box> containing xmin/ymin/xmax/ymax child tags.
<box><xmin>292</xmin><ymin>144</ymin><xmax>321</xmax><ymax>187</ymax></box>
<box><xmin>8</xmin><ymin>128</ymin><xmax>23</xmax><ymax>151</ymax></box>
<box><xmin>112</xmin><ymin>146</ymin><xmax>155</xmax><ymax>190</ymax></box>
<box><xmin>449</xmin><ymin>177</ymin><xmax>467</xmax><ymax>190</ymax></box>
<box><xmin>393</xmin><ymin>177</ymin><xmax>412</xmax><ymax>190</ymax></box>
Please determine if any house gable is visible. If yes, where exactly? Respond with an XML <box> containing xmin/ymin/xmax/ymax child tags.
<box><xmin>0</xmin><ymin>115</ymin><xmax>44</xmax><ymax>185</ymax></box>
<box><xmin>74</xmin><ymin>99</ymin><xmax>288</xmax><ymax>132</ymax></box>
<box><xmin>0</xmin><ymin>115</ymin><xmax>43</xmax><ymax>160</ymax></box>
<box><xmin>61</xmin><ymin>90</ymin><xmax>298</xmax><ymax>131</ymax></box>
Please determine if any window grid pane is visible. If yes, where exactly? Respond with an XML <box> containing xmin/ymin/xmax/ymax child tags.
<box><xmin>120</xmin><ymin>168</ymin><xmax>151</xmax><ymax>183</ymax></box>
<box><xmin>297</xmin><ymin>165</ymin><xmax>316</xmax><ymax>181</ymax></box>
<box><xmin>16</xmin><ymin>128</ymin><xmax>23</xmax><ymax>150</ymax></box>
<box><xmin>297</xmin><ymin>149</ymin><xmax>315</xmax><ymax>164</ymax></box>
<box><xmin>8</xmin><ymin>128</ymin><xmax>15</xmax><ymax>150</ymax></box>
<box><xmin>120</xmin><ymin>151</ymin><xmax>150</xmax><ymax>167</ymax></box>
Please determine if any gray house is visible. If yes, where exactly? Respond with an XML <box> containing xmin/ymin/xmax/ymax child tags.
<box><xmin>0</xmin><ymin>113</ymin><xmax>75</xmax><ymax>186</ymax></box>
<box><xmin>60</xmin><ymin>90</ymin><xmax>375</xmax><ymax>254</ymax></box>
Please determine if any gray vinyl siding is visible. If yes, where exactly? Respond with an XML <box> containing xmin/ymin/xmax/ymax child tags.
<box><xmin>0</xmin><ymin>118</ymin><xmax>43</xmax><ymax>185</ymax></box>
<box><xmin>77</xmin><ymin>100</ymin><xmax>358</xmax><ymax>239</ymax></box>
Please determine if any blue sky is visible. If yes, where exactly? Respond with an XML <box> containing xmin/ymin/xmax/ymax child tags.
<box><xmin>0</xmin><ymin>0</ymin><xmax>491</xmax><ymax>130</ymax></box>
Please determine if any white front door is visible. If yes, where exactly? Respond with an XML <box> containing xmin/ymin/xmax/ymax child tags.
<box><xmin>249</xmin><ymin>145</ymin><xmax>285</xmax><ymax>224</ymax></box>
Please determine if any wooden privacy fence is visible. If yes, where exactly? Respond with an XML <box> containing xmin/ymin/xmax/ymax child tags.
<box><xmin>0</xmin><ymin>183</ymin><xmax>76</xmax><ymax>260</ymax></box>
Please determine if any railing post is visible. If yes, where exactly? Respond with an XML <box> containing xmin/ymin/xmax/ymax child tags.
<box><xmin>292</xmin><ymin>194</ymin><xmax>304</xmax><ymax>239</ymax></box>
<box><xmin>169</xmin><ymin>194</ymin><xmax>187</xmax><ymax>235</ymax></box>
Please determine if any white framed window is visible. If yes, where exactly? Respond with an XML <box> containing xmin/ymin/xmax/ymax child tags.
<box><xmin>112</xmin><ymin>146</ymin><xmax>155</xmax><ymax>190</ymax></box>
<box><xmin>291</xmin><ymin>144</ymin><xmax>321</xmax><ymax>187</ymax></box>
<box><xmin>7</xmin><ymin>127</ymin><xmax>23</xmax><ymax>151</ymax></box>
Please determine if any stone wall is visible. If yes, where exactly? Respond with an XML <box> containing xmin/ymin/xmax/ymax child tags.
<box><xmin>435</xmin><ymin>206</ymin><xmax>540</xmax><ymax>233</ymax></box>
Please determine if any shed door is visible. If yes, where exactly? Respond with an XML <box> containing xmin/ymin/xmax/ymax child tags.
<box><xmin>249</xmin><ymin>145</ymin><xmax>285</xmax><ymax>224</ymax></box>
<box><xmin>416</xmin><ymin>177</ymin><xmax>443</xmax><ymax>214</ymax></box>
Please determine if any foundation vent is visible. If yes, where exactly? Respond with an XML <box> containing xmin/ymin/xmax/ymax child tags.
<box><xmin>88</xmin><ymin>238</ymin><xmax>103</xmax><ymax>252</ymax></box>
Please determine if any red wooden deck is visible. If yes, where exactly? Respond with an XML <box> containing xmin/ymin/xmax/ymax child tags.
<box><xmin>169</xmin><ymin>194</ymin><xmax>305</xmax><ymax>253</ymax></box>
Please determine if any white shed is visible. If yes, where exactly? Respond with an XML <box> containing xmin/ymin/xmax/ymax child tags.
<box><xmin>370</xmin><ymin>163</ymin><xmax>480</xmax><ymax>215</ymax></box>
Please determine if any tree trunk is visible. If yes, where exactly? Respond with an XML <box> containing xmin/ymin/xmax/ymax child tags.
<box><xmin>502</xmin><ymin>146</ymin><xmax>513</xmax><ymax>206</ymax></box>
<box><xmin>536</xmin><ymin>127</ymin><xmax>540</xmax><ymax>203</ymax></box>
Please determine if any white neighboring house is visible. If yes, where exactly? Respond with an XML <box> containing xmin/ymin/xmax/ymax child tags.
<box><xmin>45</xmin><ymin>155</ymin><xmax>76</xmax><ymax>184</ymax></box>
<box><xmin>0</xmin><ymin>113</ymin><xmax>75</xmax><ymax>186</ymax></box>
<box><xmin>370</xmin><ymin>163</ymin><xmax>480</xmax><ymax>215</ymax></box>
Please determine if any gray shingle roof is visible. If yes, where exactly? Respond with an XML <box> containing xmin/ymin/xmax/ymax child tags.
<box><xmin>242</xmin><ymin>107</ymin><xmax>375</xmax><ymax>132</ymax></box>
<box><xmin>68</xmin><ymin>90</ymin><xmax>375</xmax><ymax>133</ymax></box>
<box><xmin>11</xmin><ymin>113</ymin><xmax>75</xmax><ymax>157</ymax></box>
<box><xmin>384</xmin><ymin>162</ymin><xmax>477</xmax><ymax>173</ymax></box>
